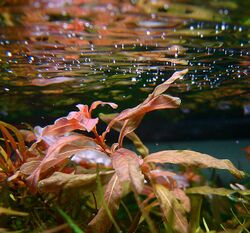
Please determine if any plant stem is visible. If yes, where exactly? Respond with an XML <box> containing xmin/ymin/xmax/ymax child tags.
<box><xmin>92</xmin><ymin>127</ymin><xmax>110</xmax><ymax>153</ymax></box>
<box><xmin>128</xmin><ymin>211</ymin><xmax>142</xmax><ymax>233</ymax></box>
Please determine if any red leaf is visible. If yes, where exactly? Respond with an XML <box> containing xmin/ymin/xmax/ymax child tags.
<box><xmin>38</xmin><ymin>171</ymin><xmax>114</xmax><ymax>193</ymax></box>
<box><xmin>89</xmin><ymin>101</ymin><xmax>118</xmax><ymax>114</ymax></box>
<box><xmin>112</xmin><ymin>148</ymin><xmax>144</xmax><ymax>193</ymax></box>
<box><xmin>33</xmin><ymin>125</ymin><xmax>60</xmax><ymax>146</ymax></box>
<box><xmin>30</xmin><ymin>77</ymin><xmax>74</xmax><ymax>86</ymax></box>
<box><xmin>144</xmin><ymin>150</ymin><xmax>245</xmax><ymax>178</ymax></box>
<box><xmin>117</xmin><ymin>94</ymin><xmax>180</xmax><ymax>145</ymax></box>
<box><xmin>150</xmin><ymin>169</ymin><xmax>189</xmax><ymax>189</ymax></box>
<box><xmin>152</xmin><ymin>69</ymin><xmax>188</xmax><ymax>97</ymax></box>
<box><xmin>104</xmin><ymin>69</ymin><xmax>188</xmax><ymax>145</ymax></box>
<box><xmin>40</xmin><ymin>104</ymin><xmax>99</xmax><ymax>138</ymax></box>
<box><xmin>20</xmin><ymin>129</ymin><xmax>36</xmax><ymax>143</ymax></box>
<box><xmin>41</xmin><ymin>118</ymin><xmax>83</xmax><ymax>137</ymax></box>
<box><xmin>26</xmin><ymin>134</ymin><xmax>99</xmax><ymax>192</ymax></box>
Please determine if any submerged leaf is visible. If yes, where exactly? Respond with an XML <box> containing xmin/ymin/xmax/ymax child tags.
<box><xmin>144</xmin><ymin>150</ymin><xmax>245</xmax><ymax>179</ymax></box>
<box><xmin>71</xmin><ymin>149</ymin><xmax>112</xmax><ymax>168</ymax></box>
<box><xmin>0</xmin><ymin>207</ymin><xmax>28</xmax><ymax>216</ymax></box>
<box><xmin>89</xmin><ymin>101</ymin><xmax>118</xmax><ymax>114</ymax></box>
<box><xmin>99</xmin><ymin>113</ymin><xmax>149</xmax><ymax>157</ymax></box>
<box><xmin>41</xmin><ymin>118</ymin><xmax>85</xmax><ymax>137</ymax></box>
<box><xmin>56</xmin><ymin>207</ymin><xmax>84</xmax><ymax>233</ymax></box>
<box><xmin>153</xmin><ymin>184</ymin><xmax>188</xmax><ymax>233</ymax></box>
<box><xmin>20</xmin><ymin>160</ymin><xmax>41</xmax><ymax>175</ymax></box>
<box><xmin>104</xmin><ymin>69</ymin><xmax>188</xmax><ymax>145</ymax></box>
<box><xmin>87</xmin><ymin>174</ymin><xmax>123</xmax><ymax>233</ymax></box>
<box><xmin>186</xmin><ymin>186</ymin><xmax>250</xmax><ymax>196</ymax></box>
<box><xmin>41</xmin><ymin>103</ymin><xmax>102</xmax><ymax>138</ymax></box>
<box><xmin>26</xmin><ymin>134</ymin><xmax>99</xmax><ymax>191</ymax></box>
<box><xmin>30</xmin><ymin>77</ymin><xmax>75</xmax><ymax>86</ymax></box>
<box><xmin>38</xmin><ymin>171</ymin><xmax>114</xmax><ymax>193</ymax></box>
<box><xmin>112</xmin><ymin>148</ymin><xmax>144</xmax><ymax>193</ymax></box>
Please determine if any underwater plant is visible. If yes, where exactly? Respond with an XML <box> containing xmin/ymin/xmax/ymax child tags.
<box><xmin>1</xmin><ymin>69</ymin><xmax>249</xmax><ymax>233</ymax></box>
<box><xmin>0</xmin><ymin>121</ymin><xmax>30</xmax><ymax>187</ymax></box>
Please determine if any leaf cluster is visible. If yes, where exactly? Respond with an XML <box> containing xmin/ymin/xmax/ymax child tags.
<box><xmin>0</xmin><ymin>69</ymin><xmax>249</xmax><ymax>233</ymax></box>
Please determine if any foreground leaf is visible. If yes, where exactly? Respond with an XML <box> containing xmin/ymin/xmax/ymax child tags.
<box><xmin>87</xmin><ymin>174</ymin><xmax>123</xmax><ymax>233</ymax></box>
<box><xmin>112</xmin><ymin>148</ymin><xmax>144</xmax><ymax>193</ymax></box>
<box><xmin>0</xmin><ymin>207</ymin><xmax>28</xmax><ymax>216</ymax></box>
<box><xmin>26</xmin><ymin>134</ymin><xmax>99</xmax><ymax>191</ymax></box>
<box><xmin>19</xmin><ymin>160</ymin><xmax>41</xmax><ymax>175</ymax></box>
<box><xmin>153</xmin><ymin>184</ymin><xmax>188</xmax><ymax>233</ymax></box>
<box><xmin>38</xmin><ymin>171</ymin><xmax>114</xmax><ymax>193</ymax></box>
<box><xmin>144</xmin><ymin>150</ymin><xmax>245</xmax><ymax>179</ymax></box>
<box><xmin>56</xmin><ymin>207</ymin><xmax>84</xmax><ymax>233</ymax></box>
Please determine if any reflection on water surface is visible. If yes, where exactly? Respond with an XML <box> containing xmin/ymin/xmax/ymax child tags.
<box><xmin>0</xmin><ymin>0</ymin><xmax>249</xmax><ymax>140</ymax></box>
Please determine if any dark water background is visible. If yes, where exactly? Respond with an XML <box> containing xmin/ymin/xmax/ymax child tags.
<box><xmin>0</xmin><ymin>0</ymin><xmax>249</xmax><ymax>142</ymax></box>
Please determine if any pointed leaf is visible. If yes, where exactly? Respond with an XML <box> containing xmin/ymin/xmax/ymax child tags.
<box><xmin>20</xmin><ymin>160</ymin><xmax>41</xmax><ymax>175</ymax></box>
<box><xmin>144</xmin><ymin>150</ymin><xmax>245</xmax><ymax>179</ymax></box>
<box><xmin>41</xmin><ymin>118</ymin><xmax>84</xmax><ymax>137</ymax></box>
<box><xmin>89</xmin><ymin>101</ymin><xmax>118</xmax><ymax>114</ymax></box>
<box><xmin>26</xmin><ymin>135</ymin><xmax>99</xmax><ymax>191</ymax></box>
<box><xmin>0</xmin><ymin>207</ymin><xmax>28</xmax><ymax>216</ymax></box>
<box><xmin>87</xmin><ymin>174</ymin><xmax>123</xmax><ymax>233</ymax></box>
<box><xmin>38</xmin><ymin>171</ymin><xmax>114</xmax><ymax>193</ymax></box>
<box><xmin>56</xmin><ymin>207</ymin><xmax>84</xmax><ymax>233</ymax></box>
<box><xmin>33</xmin><ymin>125</ymin><xmax>59</xmax><ymax>146</ymax></box>
<box><xmin>112</xmin><ymin>148</ymin><xmax>144</xmax><ymax>193</ymax></box>
<box><xmin>118</xmin><ymin>94</ymin><xmax>180</xmax><ymax>145</ymax></box>
<box><xmin>152</xmin><ymin>69</ymin><xmax>188</xmax><ymax>97</ymax></box>
<box><xmin>186</xmin><ymin>186</ymin><xmax>250</xmax><ymax>196</ymax></box>
<box><xmin>41</xmin><ymin>104</ymin><xmax>99</xmax><ymax>137</ymax></box>
<box><xmin>153</xmin><ymin>184</ymin><xmax>188</xmax><ymax>233</ymax></box>
<box><xmin>103</xmin><ymin>70</ymin><xmax>187</xmax><ymax>145</ymax></box>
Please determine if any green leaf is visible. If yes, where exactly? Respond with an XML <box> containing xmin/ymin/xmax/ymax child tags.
<box><xmin>87</xmin><ymin>174</ymin><xmax>123</xmax><ymax>233</ymax></box>
<box><xmin>56</xmin><ymin>207</ymin><xmax>84</xmax><ymax>233</ymax></box>
<box><xmin>0</xmin><ymin>207</ymin><xmax>28</xmax><ymax>216</ymax></box>
<box><xmin>186</xmin><ymin>186</ymin><xmax>250</xmax><ymax>196</ymax></box>
<box><xmin>188</xmin><ymin>195</ymin><xmax>202</xmax><ymax>232</ymax></box>
<box><xmin>153</xmin><ymin>184</ymin><xmax>188</xmax><ymax>233</ymax></box>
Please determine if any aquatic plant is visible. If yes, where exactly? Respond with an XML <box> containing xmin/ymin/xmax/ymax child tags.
<box><xmin>1</xmin><ymin>69</ymin><xmax>249</xmax><ymax>233</ymax></box>
<box><xmin>0</xmin><ymin>121</ymin><xmax>29</xmax><ymax>186</ymax></box>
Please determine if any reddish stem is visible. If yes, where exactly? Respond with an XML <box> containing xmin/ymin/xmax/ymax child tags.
<box><xmin>92</xmin><ymin>127</ymin><xmax>110</xmax><ymax>154</ymax></box>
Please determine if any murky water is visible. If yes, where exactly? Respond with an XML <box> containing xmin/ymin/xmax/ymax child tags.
<box><xmin>0</xmin><ymin>0</ymin><xmax>249</xmax><ymax>141</ymax></box>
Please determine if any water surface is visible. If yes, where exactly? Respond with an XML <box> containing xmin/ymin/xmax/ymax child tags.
<box><xmin>0</xmin><ymin>0</ymin><xmax>249</xmax><ymax>141</ymax></box>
